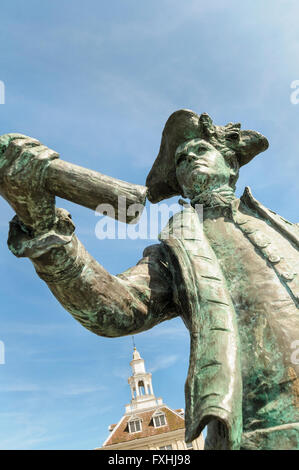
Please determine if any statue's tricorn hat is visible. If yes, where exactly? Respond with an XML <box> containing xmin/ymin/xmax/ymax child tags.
<box><xmin>146</xmin><ymin>109</ymin><xmax>269</xmax><ymax>203</ymax></box>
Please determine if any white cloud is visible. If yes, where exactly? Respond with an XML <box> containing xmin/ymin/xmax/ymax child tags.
<box><xmin>149</xmin><ymin>354</ymin><xmax>179</xmax><ymax>373</ymax></box>
<box><xmin>1</xmin><ymin>322</ymin><xmax>69</xmax><ymax>336</ymax></box>
<box><xmin>150</xmin><ymin>324</ymin><xmax>188</xmax><ymax>339</ymax></box>
<box><xmin>0</xmin><ymin>381</ymin><xmax>106</xmax><ymax>395</ymax></box>
<box><xmin>60</xmin><ymin>385</ymin><xmax>107</xmax><ymax>396</ymax></box>
<box><xmin>112</xmin><ymin>366</ymin><xmax>131</xmax><ymax>381</ymax></box>
<box><xmin>0</xmin><ymin>383</ymin><xmax>40</xmax><ymax>393</ymax></box>
<box><xmin>0</xmin><ymin>433</ymin><xmax>52</xmax><ymax>450</ymax></box>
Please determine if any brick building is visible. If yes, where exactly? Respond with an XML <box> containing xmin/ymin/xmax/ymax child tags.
<box><xmin>97</xmin><ymin>348</ymin><xmax>204</xmax><ymax>450</ymax></box>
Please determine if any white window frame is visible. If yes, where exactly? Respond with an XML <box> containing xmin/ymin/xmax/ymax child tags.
<box><xmin>128</xmin><ymin>417</ymin><xmax>142</xmax><ymax>433</ymax></box>
<box><xmin>152</xmin><ymin>411</ymin><xmax>167</xmax><ymax>428</ymax></box>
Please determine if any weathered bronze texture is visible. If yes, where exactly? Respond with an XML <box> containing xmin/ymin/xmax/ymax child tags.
<box><xmin>46</xmin><ymin>159</ymin><xmax>147</xmax><ymax>223</ymax></box>
<box><xmin>0</xmin><ymin>134</ymin><xmax>147</xmax><ymax>226</ymax></box>
<box><xmin>0</xmin><ymin>109</ymin><xmax>298</xmax><ymax>450</ymax></box>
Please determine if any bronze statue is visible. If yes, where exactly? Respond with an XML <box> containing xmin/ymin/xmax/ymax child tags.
<box><xmin>0</xmin><ymin>109</ymin><xmax>298</xmax><ymax>450</ymax></box>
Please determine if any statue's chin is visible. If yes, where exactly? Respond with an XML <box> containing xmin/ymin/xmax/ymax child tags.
<box><xmin>180</xmin><ymin>169</ymin><xmax>232</xmax><ymax>199</ymax></box>
<box><xmin>186</xmin><ymin>177</ymin><xmax>233</xmax><ymax>200</ymax></box>
<box><xmin>189</xmin><ymin>173</ymin><xmax>213</xmax><ymax>194</ymax></box>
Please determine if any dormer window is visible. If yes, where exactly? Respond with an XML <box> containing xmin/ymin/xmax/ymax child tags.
<box><xmin>128</xmin><ymin>416</ymin><xmax>142</xmax><ymax>433</ymax></box>
<box><xmin>152</xmin><ymin>410</ymin><xmax>167</xmax><ymax>428</ymax></box>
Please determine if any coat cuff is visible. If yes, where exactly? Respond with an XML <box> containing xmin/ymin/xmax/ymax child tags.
<box><xmin>7</xmin><ymin>208</ymin><xmax>75</xmax><ymax>259</ymax></box>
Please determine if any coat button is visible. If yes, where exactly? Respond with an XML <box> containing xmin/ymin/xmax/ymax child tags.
<box><xmin>268</xmin><ymin>252</ymin><xmax>281</xmax><ymax>263</ymax></box>
<box><xmin>281</xmin><ymin>272</ymin><xmax>296</xmax><ymax>281</ymax></box>
<box><xmin>262</xmin><ymin>246</ymin><xmax>281</xmax><ymax>263</ymax></box>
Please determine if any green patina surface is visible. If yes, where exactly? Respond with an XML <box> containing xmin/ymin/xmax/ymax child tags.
<box><xmin>0</xmin><ymin>109</ymin><xmax>298</xmax><ymax>450</ymax></box>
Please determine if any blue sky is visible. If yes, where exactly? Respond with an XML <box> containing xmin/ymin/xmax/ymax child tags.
<box><xmin>0</xmin><ymin>0</ymin><xmax>299</xmax><ymax>449</ymax></box>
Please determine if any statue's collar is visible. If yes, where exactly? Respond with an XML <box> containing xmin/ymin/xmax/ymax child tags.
<box><xmin>187</xmin><ymin>186</ymin><xmax>240</xmax><ymax>220</ymax></box>
<box><xmin>190</xmin><ymin>185</ymin><xmax>237</xmax><ymax>210</ymax></box>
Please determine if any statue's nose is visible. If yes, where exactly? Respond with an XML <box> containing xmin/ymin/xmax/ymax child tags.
<box><xmin>187</xmin><ymin>152</ymin><xmax>199</xmax><ymax>161</ymax></box>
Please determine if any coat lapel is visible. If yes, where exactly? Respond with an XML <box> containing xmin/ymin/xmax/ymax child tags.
<box><xmin>241</xmin><ymin>186</ymin><xmax>299</xmax><ymax>248</ymax></box>
<box><xmin>159</xmin><ymin>205</ymin><xmax>243</xmax><ymax>450</ymax></box>
<box><xmin>239</xmin><ymin>187</ymin><xmax>299</xmax><ymax>306</ymax></box>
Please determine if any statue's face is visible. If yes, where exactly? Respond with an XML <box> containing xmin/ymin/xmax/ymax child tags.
<box><xmin>175</xmin><ymin>138</ymin><xmax>236</xmax><ymax>198</ymax></box>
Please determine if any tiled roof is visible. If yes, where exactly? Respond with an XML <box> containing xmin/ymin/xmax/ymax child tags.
<box><xmin>104</xmin><ymin>406</ymin><xmax>185</xmax><ymax>446</ymax></box>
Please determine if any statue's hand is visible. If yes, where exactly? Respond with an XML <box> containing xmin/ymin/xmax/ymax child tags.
<box><xmin>0</xmin><ymin>133</ymin><xmax>59</xmax><ymax>233</ymax></box>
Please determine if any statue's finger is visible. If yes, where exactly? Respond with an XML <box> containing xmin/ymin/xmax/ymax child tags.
<box><xmin>0</xmin><ymin>133</ymin><xmax>31</xmax><ymax>152</ymax></box>
<box><xmin>3</xmin><ymin>138</ymin><xmax>44</xmax><ymax>164</ymax></box>
<box><xmin>7</xmin><ymin>137</ymin><xmax>41</xmax><ymax>151</ymax></box>
<box><xmin>7</xmin><ymin>140</ymin><xmax>58</xmax><ymax>164</ymax></box>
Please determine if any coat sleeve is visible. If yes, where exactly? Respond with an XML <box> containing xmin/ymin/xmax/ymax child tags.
<box><xmin>7</xmin><ymin>209</ymin><xmax>177</xmax><ymax>337</ymax></box>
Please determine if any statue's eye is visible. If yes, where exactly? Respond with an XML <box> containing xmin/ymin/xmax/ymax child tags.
<box><xmin>226</xmin><ymin>131</ymin><xmax>239</xmax><ymax>141</ymax></box>
<box><xmin>177</xmin><ymin>154</ymin><xmax>187</xmax><ymax>165</ymax></box>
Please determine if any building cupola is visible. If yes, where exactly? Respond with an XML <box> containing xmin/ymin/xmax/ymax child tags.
<box><xmin>126</xmin><ymin>347</ymin><xmax>163</xmax><ymax>413</ymax></box>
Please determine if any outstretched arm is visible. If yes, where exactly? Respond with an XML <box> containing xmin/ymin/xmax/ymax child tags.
<box><xmin>1</xmin><ymin>134</ymin><xmax>177</xmax><ymax>337</ymax></box>
<box><xmin>8</xmin><ymin>212</ymin><xmax>177</xmax><ymax>337</ymax></box>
